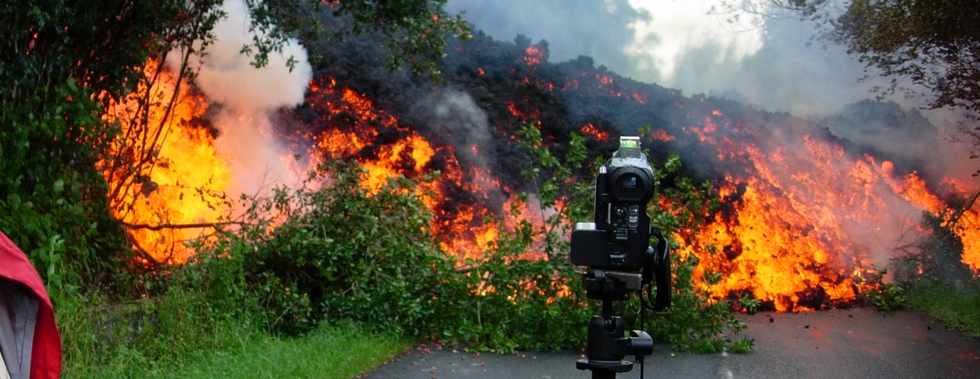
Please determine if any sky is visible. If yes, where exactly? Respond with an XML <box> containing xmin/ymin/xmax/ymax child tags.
<box><xmin>446</xmin><ymin>0</ymin><xmax>892</xmax><ymax>116</ymax></box>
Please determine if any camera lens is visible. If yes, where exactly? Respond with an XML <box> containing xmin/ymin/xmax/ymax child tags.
<box><xmin>608</xmin><ymin>168</ymin><xmax>651</xmax><ymax>202</ymax></box>
<box><xmin>622</xmin><ymin>175</ymin><xmax>638</xmax><ymax>190</ymax></box>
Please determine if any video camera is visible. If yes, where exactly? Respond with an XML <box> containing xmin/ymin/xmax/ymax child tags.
<box><xmin>569</xmin><ymin>136</ymin><xmax>671</xmax><ymax>379</ymax></box>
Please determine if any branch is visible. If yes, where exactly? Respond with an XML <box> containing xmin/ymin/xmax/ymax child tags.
<box><xmin>947</xmin><ymin>191</ymin><xmax>980</xmax><ymax>229</ymax></box>
<box><xmin>121</xmin><ymin>221</ymin><xmax>244</xmax><ymax>231</ymax></box>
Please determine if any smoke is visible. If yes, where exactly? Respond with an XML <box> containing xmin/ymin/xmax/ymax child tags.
<box><xmin>415</xmin><ymin>90</ymin><xmax>494</xmax><ymax>167</ymax></box>
<box><xmin>448</xmin><ymin>0</ymin><xmax>848</xmax><ymax>114</ymax></box>
<box><xmin>448</xmin><ymin>0</ymin><xmax>978</xmax><ymax>188</ymax></box>
<box><xmin>447</xmin><ymin>0</ymin><xmax>647</xmax><ymax>75</ymax></box>
<box><xmin>175</xmin><ymin>0</ymin><xmax>313</xmax><ymax>197</ymax></box>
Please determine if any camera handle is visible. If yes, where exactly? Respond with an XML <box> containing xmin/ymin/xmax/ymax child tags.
<box><xmin>642</xmin><ymin>229</ymin><xmax>671</xmax><ymax>312</ymax></box>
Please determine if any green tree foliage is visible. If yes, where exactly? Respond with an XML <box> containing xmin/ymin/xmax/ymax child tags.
<box><xmin>833</xmin><ymin>1</ymin><xmax>980</xmax><ymax>113</ymax></box>
<box><xmin>2</xmin><ymin>0</ymin><xmax>470</xmax><ymax>283</ymax></box>
<box><xmin>726</xmin><ymin>0</ymin><xmax>979</xmax><ymax>114</ymax></box>
<box><xmin>1</xmin><ymin>0</ymin><xmax>224</xmax><ymax>288</ymax></box>
<box><xmin>0</xmin><ymin>81</ymin><xmax>125</xmax><ymax>294</ymax></box>
<box><xmin>243</xmin><ymin>0</ymin><xmax>472</xmax><ymax>79</ymax></box>
<box><xmin>756</xmin><ymin>0</ymin><xmax>980</xmax><ymax>172</ymax></box>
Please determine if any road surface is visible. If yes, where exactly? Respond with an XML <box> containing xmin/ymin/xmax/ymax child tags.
<box><xmin>367</xmin><ymin>308</ymin><xmax>980</xmax><ymax>378</ymax></box>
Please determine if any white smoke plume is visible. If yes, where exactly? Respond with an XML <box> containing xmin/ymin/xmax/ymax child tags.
<box><xmin>174</xmin><ymin>0</ymin><xmax>313</xmax><ymax>198</ymax></box>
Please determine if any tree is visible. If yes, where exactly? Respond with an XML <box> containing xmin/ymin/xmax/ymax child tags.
<box><xmin>244</xmin><ymin>0</ymin><xmax>471</xmax><ymax>79</ymax></box>
<box><xmin>1</xmin><ymin>0</ymin><xmax>225</xmax><ymax>284</ymax></box>
<box><xmin>99</xmin><ymin>0</ymin><xmax>472</xmax><ymax>264</ymax></box>
<box><xmin>831</xmin><ymin>1</ymin><xmax>980</xmax><ymax>113</ymax></box>
<box><xmin>2</xmin><ymin>0</ymin><xmax>472</xmax><ymax>277</ymax></box>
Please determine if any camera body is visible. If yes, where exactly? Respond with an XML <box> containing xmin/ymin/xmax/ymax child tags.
<box><xmin>570</xmin><ymin>136</ymin><xmax>655</xmax><ymax>272</ymax></box>
<box><xmin>569</xmin><ymin>136</ymin><xmax>671</xmax><ymax>378</ymax></box>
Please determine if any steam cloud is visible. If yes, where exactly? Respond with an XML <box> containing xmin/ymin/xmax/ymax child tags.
<box><xmin>178</xmin><ymin>0</ymin><xmax>313</xmax><ymax>198</ymax></box>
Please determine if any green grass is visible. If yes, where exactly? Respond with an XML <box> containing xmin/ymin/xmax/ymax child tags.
<box><xmin>905</xmin><ymin>280</ymin><xmax>980</xmax><ymax>337</ymax></box>
<box><xmin>58</xmin><ymin>292</ymin><xmax>410</xmax><ymax>379</ymax></box>
<box><xmin>84</xmin><ymin>323</ymin><xmax>410</xmax><ymax>379</ymax></box>
<box><xmin>140</xmin><ymin>323</ymin><xmax>410</xmax><ymax>379</ymax></box>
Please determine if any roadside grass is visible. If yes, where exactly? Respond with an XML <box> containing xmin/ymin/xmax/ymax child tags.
<box><xmin>59</xmin><ymin>291</ymin><xmax>410</xmax><ymax>379</ymax></box>
<box><xmin>138</xmin><ymin>323</ymin><xmax>410</xmax><ymax>379</ymax></box>
<box><xmin>68</xmin><ymin>319</ymin><xmax>408</xmax><ymax>379</ymax></box>
<box><xmin>905</xmin><ymin>280</ymin><xmax>980</xmax><ymax>337</ymax></box>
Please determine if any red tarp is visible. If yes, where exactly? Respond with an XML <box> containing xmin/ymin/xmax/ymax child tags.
<box><xmin>0</xmin><ymin>232</ymin><xmax>62</xmax><ymax>379</ymax></box>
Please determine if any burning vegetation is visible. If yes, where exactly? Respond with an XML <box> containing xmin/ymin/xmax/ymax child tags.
<box><xmin>100</xmin><ymin>60</ymin><xmax>232</xmax><ymax>264</ymax></box>
<box><xmin>104</xmin><ymin>28</ymin><xmax>979</xmax><ymax>313</ymax></box>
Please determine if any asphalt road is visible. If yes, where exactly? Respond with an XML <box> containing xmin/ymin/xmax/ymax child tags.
<box><xmin>366</xmin><ymin>308</ymin><xmax>980</xmax><ymax>379</ymax></box>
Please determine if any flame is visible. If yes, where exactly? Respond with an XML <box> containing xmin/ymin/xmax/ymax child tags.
<box><xmin>650</xmin><ymin>128</ymin><xmax>675</xmax><ymax>142</ymax></box>
<box><xmin>676</xmin><ymin>176</ymin><xmax>864</xmax><ymax>312</ymax></box>
<box><xmin>955</xmin><ymin>207</ymin><xmax>980</xmax><ymax>272</ymax></box>
<box><xmin>579</xmin><ymin>123</ymin><xmax>609</xmax><ymax>142</ymax></box>
<box><xmin>306</xmin><ymin>77</ymin><xmax>547</xmax><ymax>261</ymax></box>
<box><xmin>523</xmin><ymin>46</ymin><xmax>544</xmax><ymax>66</ymax></box>
<box><xmin>101</xmin><ymin>53</ymin><xmax>979</xmax><ymax>316</ymax></box>
<box><xmin>675</xmin><ymin>108</ymin><xmax>980</xmax><ymax>310</ymax></box>
<box><xmin>101</xmin><ymin>61</ymin><xmax>232</xmax><ymax>263</ymax></box>
<box><xmin>596</xmin><ymin>74</ymin><xmax>614</xmax><ymax>87</ymax></box>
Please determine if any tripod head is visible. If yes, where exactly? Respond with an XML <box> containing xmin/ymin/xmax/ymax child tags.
<box><xmin>569</xmin><ymin>136</ymin><xmax>672</xmax><ymax>378</ymax></box>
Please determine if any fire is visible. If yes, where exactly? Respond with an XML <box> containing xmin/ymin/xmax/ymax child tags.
<box><xmin>523</xmin><ymin>46</ymin><xmax>544</xmax><ymax>66</ymax></box>
<box><xmin>675</xmin><ymin>108</ymin><xmax>980</xmax><ymax>311</ymax></box>
<box><xmin>596</xmin><ymin>74</ymin><xmax>614</xmax><ymax>87</ymax></box>
<box><xmin>579</xmin><ymin>123</ymin><xmax>609</xmax><ymax>142</ymax></box>
<box><xmin>101</xmin><ymin>50</ymin><xmax>979</xmax><ymax>319</ymax></box>
<box><xmin>676</xmin><ymin>176</ymin><xmax>865</xmax><ymax>312</ymax></box>
<box><xmin>885</xmin><ymin>171</ymin><xmax>980</xmax><ymax>272</ymax></box>
<box><xmin>103</xmin><ymin>65</ymin><xmax>547</xmax><ymax>264</ymax></box>
<box><xmin>359</xmin><ymin>134</ymin><xmax>435</xmax><ymax>194</ymax></box>
<box><xmin>650</xmin><ymin>128</ymin><xmax>675</xmax><ymax>142</ymax></box>
<box><xmin>956</xmin><ymin>207</ymin><xmax>980</xmax><ymax>272</ymax></box>
<box><xmin>101</xmin><ymin>61</ymin><xmax>232</xmax><ymax>263</ymax></box>
<box><xmin>306</xmin><ymin>77</ymin><xmax>545</xmax><ymax>261</ymax></box>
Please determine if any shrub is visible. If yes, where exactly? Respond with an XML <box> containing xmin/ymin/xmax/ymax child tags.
<box><xmin>177</xmin><ymin>134</ymin><xmax>749</xmax><ymax>354</ymax></box>
<box><xmin>199</xmin><ymin>162</ymin><xmax>465</xmax><ymax>336</ymax></box>
<box><xmin>0</xmin><ymin>81</ymin><xmax>129</xmax><ymax>298</ymax></box>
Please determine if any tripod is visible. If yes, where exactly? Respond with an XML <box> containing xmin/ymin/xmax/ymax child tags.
<box><xmin>575</xmin><ymin>270</ymin><xmax>654</xmax><ymax>379</ymax></box>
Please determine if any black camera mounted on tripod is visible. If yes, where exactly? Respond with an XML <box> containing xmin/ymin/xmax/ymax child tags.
<box><xmin>570</xmin><ymin>136</ymin><xmax>671</xmax><ymax>378</ymax></box>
